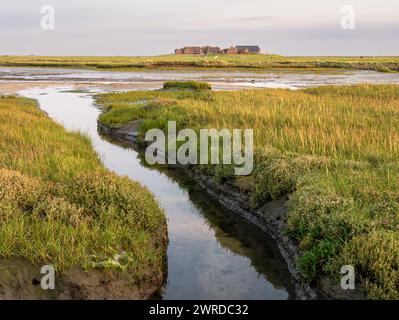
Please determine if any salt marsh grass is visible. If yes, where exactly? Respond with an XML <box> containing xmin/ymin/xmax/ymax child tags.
<box><xmin>1</xmin><ymin>55</ymin><xmax>398</xmax><ymax>72</ymax></box>
<box><xmin>98</xmin><ymin>84</ymin><xmax>399</xmax><ymax>299</ymax></box>
<box><xmin>0</xmin><ymin>96</ymin><xmax>167</xmax><ymax>279</ymax></box>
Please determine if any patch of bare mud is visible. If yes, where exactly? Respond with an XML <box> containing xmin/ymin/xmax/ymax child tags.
<box><xmin>0</xmin><ymin>81</ymin><xmax>166</xmax><ymax>95</ymax></box>
<box><xmin>0</xmin><ymin>258</ymin><xmax>163</xmax><ymax>300</ymax></box>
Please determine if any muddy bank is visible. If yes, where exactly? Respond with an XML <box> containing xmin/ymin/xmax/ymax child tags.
<box><xmin>0</xmin><ymin>81</ymin><xmax>163</xmax><ymax>95</ymax></box>
<box><xmin>0</xmin><ymin>257</ymin><xmax>165</xmax><ymax>300</ymax></box>
<box><xmin>0</xmin><ymin>210</ymin><xmax>167</xmax><ymax>300</ymax></box>
<box><xmin>98</xmin><ymin>121</ymin><xmax>366</xmax><ymax>300</ymax></box>
<box><xmin>3</xmin><ymin>67</ymin><xmax>399</xmax><ymax>92</ymax></box>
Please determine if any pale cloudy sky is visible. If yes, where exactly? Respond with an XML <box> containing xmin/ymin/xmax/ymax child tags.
<box><xmin>0</xmin><ymin>0</ymin><xmax>398</xmax><ymax>56</ymax></box>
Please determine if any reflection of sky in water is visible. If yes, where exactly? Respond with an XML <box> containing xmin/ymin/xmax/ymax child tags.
<box><xmin>4</xmin><ymin>67</ymin><xmax>399</xmax><ymax>90</ymax></box>
<box><xmin>19</xmin><ymin>85</ymin><xmax>295</xmax><ymax>300</ymax></box>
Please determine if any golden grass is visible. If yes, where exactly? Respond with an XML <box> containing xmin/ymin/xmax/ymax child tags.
<box><xmin>1</xmin><ymin>55</ymin><xmax>399</xmax><ymax>72</ymax></box>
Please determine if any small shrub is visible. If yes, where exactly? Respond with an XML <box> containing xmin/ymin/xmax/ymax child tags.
<box><xmin>251</xmin><ymin>155</ymin><xmax>329</xmax><ymax>207</ymax></box>
<box><xmin>214</xmin><ymin>165</ymin><xmax>235</xmax><ymax>183</ymax></box>
<box><xmin>286</xmin><ymin>178</ymin><xmax>366</xmax><ymax>241</ymax></box>
<box><xmin>297</xmin><ymin>239</ymin><xmax>341</xmax><ymax>281</ymax></box>
<box><xmin>32</xmin><ymin>196</ymin><xmax>88</xmax><ymax>227</ymax></box>
<box><xmin>326</xmin><ymin>230</ymin><xmax>399</xmax><ymax>300</ymax></box>
<box><xmin>0</xmin><ymin>169</ymin><xmax>48</xmax><ymax>216</ymax></box>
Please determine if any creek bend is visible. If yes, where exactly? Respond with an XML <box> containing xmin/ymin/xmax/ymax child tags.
<box><xmin>20</xmin><ymin>86</ymin><xmax>295</xmax><ymax>300</ymax></box>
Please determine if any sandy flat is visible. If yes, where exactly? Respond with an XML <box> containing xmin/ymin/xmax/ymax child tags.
<box><xmin>0</xmin><ymin>82</ymin><xmax>54</xmax><ymax>94</ymax></box>
<box><xmin>0</xmin><ymin>81</ymin><xmax>167</xmax><ymax>95</ymax></box>
<box><xmin>0</xmin><ymin>80</ymin><xmax>255</xmax><ymax>96</ymax></box>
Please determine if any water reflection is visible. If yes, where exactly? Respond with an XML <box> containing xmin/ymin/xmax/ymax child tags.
<box><xmin>5</xmin><ymin>66</ymin><xmax>399</xmax><ymax>90</ymax></box>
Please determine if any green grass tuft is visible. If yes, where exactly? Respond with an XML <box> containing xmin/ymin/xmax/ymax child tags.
<box><xmin>163</xmin><ymin>81</ymin><xmax>212</xmax><ymax>91</ymax></box>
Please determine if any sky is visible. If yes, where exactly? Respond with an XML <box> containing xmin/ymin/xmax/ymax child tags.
<box><xmin>0</xmin><ymin>0</ymin><xmax>398</xmax><ymax>56</ymax></box>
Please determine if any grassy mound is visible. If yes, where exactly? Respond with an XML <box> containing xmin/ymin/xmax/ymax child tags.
<box><xmin>97</xmin><ymin>84</ymin><xmax>399</xmax><ymax>299</ymax></box>
<box><xmin>163</xmin><ymin>81</ymin><xmax>212</xmax><ymax>91</ymax></box>
<box><xmin>0</xmin><ymin>96</ymin><xmax>167</xmax><ymax>280</ymax></box>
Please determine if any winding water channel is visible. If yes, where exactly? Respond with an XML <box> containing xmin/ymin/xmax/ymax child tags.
<box><xmin>4</xmin><ymin>66</ymin><xmax>398</xmax><ymax>299</ymax></box>
<box><xmin>20</xmin><ymin>86</ymin><xmax>295</xmax><ymax>300</ymax></box>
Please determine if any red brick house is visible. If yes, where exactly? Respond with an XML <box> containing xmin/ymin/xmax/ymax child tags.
<box><xmin>201</xmin><ymin>46</ymin><xmax>221</xmax><ymax>54</ymax></box>
<box><xmin>182</xmin><ymin>46</ymin><xmax>201</xmax><ymax>54</ymax></box>
<box><xmin>225</xmin><ymin>46</ymin><xmax>238</xmax><ymax>54</ymax></box>
<box><xmin>236</xmin><ymin>47</ymin><xmax>249</xmax><ymax>54</ymax></box>
<box><xmin>175</xmin><ymin>45</ymin><xmax>261</xmax><ymax>55</ymax></box>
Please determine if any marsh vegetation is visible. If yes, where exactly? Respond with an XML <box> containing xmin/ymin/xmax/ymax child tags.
<box><xmin>0</xmin><ymin>96</ymin><xmax>167</xmax><ymax>292</ymax></box>
<box><xmin>1</xmin><ymin>55</ymin><xmax>399</xmax><ymax>72</ymax></box>
<box><xmin>97</xmin><ymin>83</ymin><xmax>399</xmax><ymax>299</ymax></box>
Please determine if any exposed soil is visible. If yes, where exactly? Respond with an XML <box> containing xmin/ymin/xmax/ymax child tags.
<box><xmin>0</xmin><ymin>257</ymin><xmax>164</xmax><ymax>300</ymax></box>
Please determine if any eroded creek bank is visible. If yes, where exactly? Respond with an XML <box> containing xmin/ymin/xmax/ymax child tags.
<box><xmin>0</xmin><ymin>257</ymin><xmax>162</xmax><ymax>300</ymax></box>
<box><xmin>99</xmin><ymin>114</ymin><xmax>366</xmax><ymax>300</ymax></box>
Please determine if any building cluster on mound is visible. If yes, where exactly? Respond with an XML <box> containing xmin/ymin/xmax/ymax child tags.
<box><xmin>174</xmin><ymin>45</ymin><xmax>261</xmax><ymax>55</ymax></box>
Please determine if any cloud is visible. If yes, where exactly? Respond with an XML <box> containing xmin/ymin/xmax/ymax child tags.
<box><xmin>0</xmin><ymin>0</ymin><xmax>399</xmax><ymax>55</ymax></box>
<box><xmin>236</xmin><ymin>16</ymin><xmax>274</xmax><ymax>22</ymax></box>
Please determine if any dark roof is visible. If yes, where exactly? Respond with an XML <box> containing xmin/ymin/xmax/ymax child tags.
<box><xmin>236</xmin><ymin>45</ymin><xmax>260</xmax><ymax>53</ymax></box>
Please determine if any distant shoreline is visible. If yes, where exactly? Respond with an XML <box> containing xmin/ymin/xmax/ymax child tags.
<box><xmin>0</xmin><ymin>55</ymin><xmax>398</xmax><ymax>73</ymax></box>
